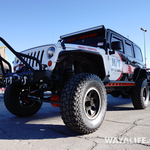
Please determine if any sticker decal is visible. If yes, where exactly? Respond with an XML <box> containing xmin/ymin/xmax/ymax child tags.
<box><xmin>110</xmin><ymin>52</ymin><xmax>136</xmax><ymax>81</ymax></box>
<box><xmin>109</xmin><ymin>52</ymin><xmax>123</xmax><ymax>81</ymax></box>
<box><xmin>78</xmin><ymin>46</ymin><xmax>97</xmax><ymax>52</ymax></box>
<box><xmin>97</xmin><ymin>42</ymin><xmax>104</xmax><ymax>46</ymax></box>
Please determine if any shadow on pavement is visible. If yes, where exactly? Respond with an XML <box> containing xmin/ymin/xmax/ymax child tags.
<box><xmin>0</xmin><ymin>93</ymin><xmax>149</xmax><ymax>140</ymax></box>
<box><xmin>0</xmin><ymin>100</ymin><xmax>78</xmax><ymax>140</ymax></box>
<box><xmin>107</xmin><ymin>94</ymin><xmax>134</xmax><ymax>111</ymax></box>
<box><xmin>107</xmin><ymin>92</ymin><xmax>150</xmax><ymax>111</ymax></box>
<box><xmin>0</xmin><ymin>110</ymin><xmax>78</xmax><ymax>140</ymax></box>
<box><xmin>0</xmin><ymin>122</ymin><xmax>77</xmax><ymax>140</ymax></box>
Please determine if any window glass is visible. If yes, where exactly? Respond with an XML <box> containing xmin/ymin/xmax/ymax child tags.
<box><xmin>111</xmin><ymin>36</ymin><xmax>124</xmax><ymax>53</ymax></box>
<box><xmin>134</xmin><ymin>45</ymin><xmax>143</xmax><ymax>61</ymax></box>
<box><xmin>125</xmin><ymin>42</ymin><xmax>133</xmax><ymax>57</ymax></box>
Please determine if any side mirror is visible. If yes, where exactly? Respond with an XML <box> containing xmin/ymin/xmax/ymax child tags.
<box><xmin>111</xmin><ymin>41</ymin><xmax>122</xmax><ymax>50</ymax></box>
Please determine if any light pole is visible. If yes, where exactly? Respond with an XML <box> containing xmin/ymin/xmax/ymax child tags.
<box><xmin>141</xmin><ymin>27</ymin><xmax>147</xmax><ymax>67</ymax></box>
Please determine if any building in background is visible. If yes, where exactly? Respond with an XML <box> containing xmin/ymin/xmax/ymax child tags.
<box><xmin>0</xmin><ymin>46</ymin><xmax>8</xmax><ymax>87</ymax></box>
<box><xmin>0</xmin><ymin>46</ymin><xmax>9</xmax><ymax>75</ymax></box>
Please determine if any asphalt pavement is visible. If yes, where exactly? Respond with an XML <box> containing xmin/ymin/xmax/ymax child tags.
<box><xmin>0</xmin><ymin>92</ymin><xmax>150</xmax><ymax>150</ymax></box>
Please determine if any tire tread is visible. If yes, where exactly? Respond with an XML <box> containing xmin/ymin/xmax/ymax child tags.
<box><xmin>60</xmin><ymin>73</ymin><xmax>107</xmax><ymax>134</ymax></box>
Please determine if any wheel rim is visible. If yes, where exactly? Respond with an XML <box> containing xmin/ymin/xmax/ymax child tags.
<box><xmin>83</xmin><ymin>87</ymin><xmax>101</xmax><ymax>119</ymax></box>
<box><xmin>143</xmin><ymin>88</ymin><xmax>146</xmax><ymax>101</ymax></box>
<box><xmin>19</xmin><ymin>89</ymin><xmax>35</xmax><ymax>108</ymax></box>
<box><xmin>143</xmin><ymin>87</ymin><xmax>148</xmax><ymax>105</ymax></box>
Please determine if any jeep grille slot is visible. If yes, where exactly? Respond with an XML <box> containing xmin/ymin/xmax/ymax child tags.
<box><xmin>40</xmin><ymin>50</ymin><xmax>44</xmax><ymax>63</ymax></box>
<box><xmin>32</xmin><ymin>51</ymin><xmax>36</xmax><ymax>67</ymax></box>
<box><xmin>26</xmin><ymin>53</ymin><xmax>29</xmax><ymax>62</ymax></box>
<box><xmin>29</xmin><ymin>52</ymin><xmax>33</xmax><ymax>65</ymax></box>
<box><xmin>36</xmin><ymin>51</ymin><xmax>40</xmax><ymax>67</ymax></box>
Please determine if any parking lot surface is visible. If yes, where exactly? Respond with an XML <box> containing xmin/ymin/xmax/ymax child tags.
<box><xmin>0</xmin><ymin>92</ymin><xmax>150</xmax><ymax>150</ymax></box>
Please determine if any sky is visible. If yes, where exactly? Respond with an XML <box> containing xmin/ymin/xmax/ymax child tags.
<box><xmin>0</xmin><ymin>0</ymin><xmax>150</xmax><ymax>68</ymax></box>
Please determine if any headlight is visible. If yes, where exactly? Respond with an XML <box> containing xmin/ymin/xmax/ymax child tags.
<box><xmin>47</xmin><ymin>47</ymin><xmax>55</xmax><ymax>59</ymax></box>
<box><xmin>15</xmin><ymin>57</ymin><xmax>20</xmax><ymax>64</ymax></box>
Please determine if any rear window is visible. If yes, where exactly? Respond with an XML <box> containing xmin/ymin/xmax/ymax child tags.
<box><xmin>125</xmin><ymin>42</ymin><xmax>134</xmax><ymax>57</ymax></box>
<box><xmin>134</xmin><ymin>45</ymin><xmax>143</xmax><ymax>61</ymax></box>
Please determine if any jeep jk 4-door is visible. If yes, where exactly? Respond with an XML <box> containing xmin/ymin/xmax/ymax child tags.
<box><xmin>0</xmin><ymin>25</ymin><xmax>149</xmax><ymax>134</ymax></box>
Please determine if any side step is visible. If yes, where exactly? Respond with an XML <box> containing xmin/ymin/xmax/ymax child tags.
<box><xmin>105</xmin><ymin>81</ymin><xmax>135</xmax><ymax>87</ymax></box>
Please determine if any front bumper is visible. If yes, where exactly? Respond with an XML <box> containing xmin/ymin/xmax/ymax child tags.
<box><xmin>3</xmin><ymin>70</ymin><xmax>52</xmax><ymax>86</ymax></box>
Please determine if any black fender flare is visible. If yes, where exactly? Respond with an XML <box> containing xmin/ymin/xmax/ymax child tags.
<box><xmin>133</xmin><ymin>67</ymin><xmax>147</xmax><ymax>81</ymax></box>
<box><xmin>56</xmin><ymin>50</ymin><xmax>106</xmax><ymax>80</ymax></box>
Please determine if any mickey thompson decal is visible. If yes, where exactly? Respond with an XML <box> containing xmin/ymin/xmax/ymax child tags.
<box><xmin>111</xmin><ymin>57</ymin><xmax>122</xmax><ymax>72</ymax></box>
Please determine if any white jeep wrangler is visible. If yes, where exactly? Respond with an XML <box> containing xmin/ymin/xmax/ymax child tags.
<box><xmin>0</xmin><ymin>25</ymin><xmax>149</xmax><ymax>134</ymax></box>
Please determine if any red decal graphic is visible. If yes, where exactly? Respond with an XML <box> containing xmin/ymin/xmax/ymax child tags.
<box><xmin>116</xmin><ymin>52</ymin><xmax>123</xmax><ymax>81</ymax></box>
<box><xmin>78</xmin><ymin>46</ymin><xmax>97</xmax><ymax>52</ymax></box>
<box><xmin>123</xmin><ymin>64</ymin><xmax>136</xmax><ymax>74</ymax></box>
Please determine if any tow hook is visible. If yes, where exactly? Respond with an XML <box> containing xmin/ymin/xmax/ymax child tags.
<box><xmin>21</xmin><ymin>76</ymin><xmax>27</xmax><ymax>85</ymax></box>
<box><xmin>3</xmin><ymin>76</ymin><xmax>13</xmax><ymax>85</ymax></box>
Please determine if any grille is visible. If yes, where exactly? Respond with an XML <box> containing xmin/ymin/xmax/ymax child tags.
<box><xmin>23</xmin><ymin>50</ymin><xmax>44</xmax><ymax>68</ymax></box>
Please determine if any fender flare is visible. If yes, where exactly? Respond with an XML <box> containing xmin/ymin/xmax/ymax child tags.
<box><xmin>57</xmin><ymin>49</ymin><xmax>106</xmax><ymax>80</ymax></box>
<box><xmin>133</xmin><ymin>67</ymin><xmax>147</xmax><ymax>81</ymax></box>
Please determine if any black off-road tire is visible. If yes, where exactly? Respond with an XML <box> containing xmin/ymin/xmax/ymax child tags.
<box><xmin>132</xmin><ymin>79</ymin><xmax>149</xmax><ymax>109</ymax></box>
<box><xmin>4</xmin><ymin>84</ymin><xmax>42</xmax><ymax>117</ymax></box>
<box><xmin>59</xmin><ymin>73</ymin><xmax>107</xmax><ymax>134</ymax></box>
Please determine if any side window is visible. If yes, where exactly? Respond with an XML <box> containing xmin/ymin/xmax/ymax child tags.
<box><xmin>111</xmin><ymin>36</ymin><xmax>124</xmax><ymax>53</ymax></box>
<box><xmin>125</xmin><ymin>41</ymin><xmax>133</xmax><ymax>57</ymax></box>
<box><xmin>134</xmin><ymin>45</ymin><xmax>143</xmax><ymax>61</ymax></box>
